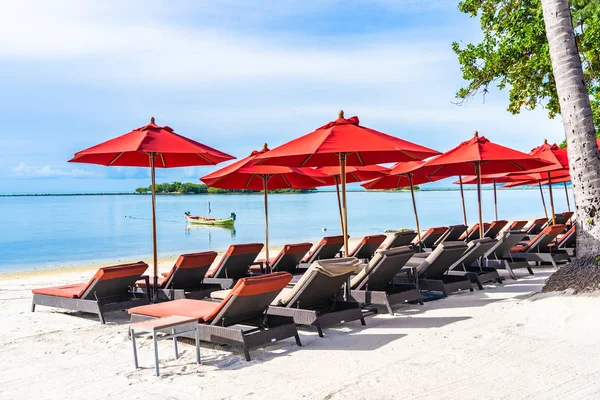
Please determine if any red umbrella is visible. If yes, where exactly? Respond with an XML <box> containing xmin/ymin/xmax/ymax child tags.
<box><xmin>255</xmin><ymin>110</ymin><xmax>440</xmax><ymax>255</ymax></box>
<box><xmin>510</xmin><ymin>140</ymin><xmax>569</xmax><ymax>224</ymax></box>
<box><xmin>425</xmin><ymin>132</ymin><xmax>553</xmax><ymax>239</ymax></box>
<box><xmin>201</xmin><ymin>144</ymin><xmax>325</xmax><ymax>269</ymax></box>
<box><xmin>362</xmin><ymin>161</ymin><xmax>445</xmax><ymax>246</ymax></box>
<box><xmin>69</xmin><ymin>117</ymin><xmax>234</xmax><ymax>295</ymax></box>
<box><xmin>314</xmin><ymin>165</ymin><xmax>390</xmax><ymax>235</ymax></box>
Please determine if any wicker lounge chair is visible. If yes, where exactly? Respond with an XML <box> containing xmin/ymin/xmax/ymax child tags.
<box><xmin>506</xmin><ymin>220</ymin><xmax>528</xmax><ymax>232</ymax></box>
<box><xmin>403</xmin><ymin>241</ymin><xmax>473</xmax><ymax>297</ymax></box>
<box><xmin>506</xmin><ymin>224</ymin><xmax>569</xmax><ymax>269</ymax></box>
<box><xmin>414</xmin><ymin>227</ymin><xmax>448</xmax><ymax>251</ymax></box>
<box><xmin>300</xmin><ymin>235</ymin><xmax>345</xmax><ymax>265</ymax></box>
<box><xmin>349</xmin><ymin>247</ymin><xmax>422</xmax><ymax>314</ymax></box>
<box><xmin>250</xmin><ymin>242</ymin><xmax>313</xmax><ymax>274</ymax></box>
<box><xmin>448</xmin><ymin>238</ymin><xmax>502</xmax><ymax>289</ymax></box>
<box><xmin>32</xmin><ymin>262</ymin><xmax>150</xmax><ymax>324</ymax></box>
<box><xmin>434</xmin><ymin>224</ymin><xmax>468</xmax><ymax>247</ymax></box>
<box><xmin>482</xmin><ymin>230</ymin><xmax>531</xmax><ymax>279</ymax></box>
<box><xmin>348</xmin><ymin>234</ymin><xmax>387</xmax><ymax>260</ymax></box>
<box><xmin>203</xmin><ymin>243</ymin><xmax>264</xmax><ymax>288</ymax></box>
<box><xmin>129</xmin><ymin>272</ymin><xmax>300</xmax><ymax>361</ymax></box>
<box><xmin>483</xmin><ymin>220</ymin><xmax>508</xmax><ymax>239</ymax></box>
<box><xmin>135</xmin><ymin>252</ymin><xmax>220</xmax><ymax>300</ymax></box>
<box><xmin>460</xmin><ymin>223</ymin><xmax>490</xmax><ymax>242</ymax></box>
<box><xmin>380</xmin><ymin>231</ymin><xmax>418</xmax><ymax>250</ymax></box>
<box><xmin>524</xmin><ymin>218</ymin><xmax>549</xmax><ymax>235</ymax></box>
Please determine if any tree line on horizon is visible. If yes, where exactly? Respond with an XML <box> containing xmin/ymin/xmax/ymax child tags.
<box><xmin>135</xmin><ymin>182</ymin><xmax>317</xmax><ymax>194</ymax></box>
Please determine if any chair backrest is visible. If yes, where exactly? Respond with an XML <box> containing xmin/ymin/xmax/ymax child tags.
<box><xmin>382</xmin><ymin>231</ymin><xmax>417</xmax><ymax>250</ymax></box>
<box><xmin>485</xmin><ymin>230</ymin><xmax>528</xmax><ymax>259</ymax></box>
<box><xmin>351</xmin><ymin>246</ymin><xmax>414</xmax><ymax>290</ymax></box>
<box><xmin>278</xmin><ymin>258</ymin><xmax>361</xmax><ymax>308</ymax></box>
<box><xmin>562</xmin><ymin>211</ymin><xmax>574</xmax><ymax>222</ymax></box>
<box><xmin>484</xmin><ymin>220</ymin><xmax>508</xmax><ymax>239</ymax></box>
<box><xmin>415</xmin><ymin>241</ymin><xmax>468</xmax><ymax>279</ymax></box>
<box><xmin>271</xmin><ymin>242</ymin><xmax>313</xmax><ymax>273</ymax></box>
<box><xmin>206</xmin><ymin>272</ymin><xmax>292</xmax><ymax>326</ymax></box>
<box><xmin>434</xmin><ymin>225</ymin><xmax>468</xmax><ymax>247</ymax></box>
<box><xmin>522</xmin><ymin>224</ymin><xmax>566</xmax><ymax>253</ymax></box>
<box><xmin>302</xmin><ymin>235</ymin><xmax>345</xmax><ymax>264</ymax></box>
<box><xmin>205</xmin><ymin>243</ymin><xmax>264</xmax><ymax>278</ymax></box>
<box><xmin>507</xmin><ymin>220</ymin><xmax>528</xmax><ymax>231</ymax></box>
<box><xmin>81</xmin><ymin>262</ymin><xmax>149</xmax><ymax>300</ymax></box>
<box><xmin>417</xmin><ymin>227</ymin><xmax>448</xmax><ymax>249</ymax></box>
<box><xmin>451</xmin><ymin>238</ymin><xmax>498</xmax><ymax>270</ymax></box>
<box><xmin>349</xmin><ymin>234</ymin><xmax>387</xmax><ymax>259</ymax></box>
<box><xmin>163</xmin><ymin>251</ymin><xmax>218</xmax><ymax>289</ymax></box>
<box><xmin>526</xmin><ymin>218</ymin><xmax>549</xmax><ymax>234</ymax></box>
<box><xmin>460</xmin><ymin>223</ymin><xmax>490</xmax><ymax>241</ymax></box>
<box><xmin>558</xmin><ymin>224</ymin><xmax>576</xmax><ymax>248</ymax></box>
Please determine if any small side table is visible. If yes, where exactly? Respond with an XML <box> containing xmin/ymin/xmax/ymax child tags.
<box><xmin>130</xmin><ymin>315</ymin><xmax>201</xmax><ymax>376</ymax></box>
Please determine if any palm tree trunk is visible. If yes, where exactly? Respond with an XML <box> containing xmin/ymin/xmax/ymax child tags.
<box><xmin>541</xmin><ymin>0</ymin><xmax>600</xmax><ymax>257</ymax></box>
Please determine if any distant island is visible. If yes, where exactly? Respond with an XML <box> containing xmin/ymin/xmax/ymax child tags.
<box><xmin>135</xmin><ymin>182</ymin><xmax>317</xmax><ymax>194</ymax></box>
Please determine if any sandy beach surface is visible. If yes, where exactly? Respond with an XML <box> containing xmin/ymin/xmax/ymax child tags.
<box><xmin>2</xmin><ymin>245</ymin><xmax>600</xmax><ymax>399</ymax></box>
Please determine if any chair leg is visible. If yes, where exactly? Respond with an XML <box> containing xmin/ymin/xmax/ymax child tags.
<box><xmin>31</xmin><ymin>302</ymin><xmax>36</xmax><ymax>312</ymax></box>
<box><xmin>360</xmin><ymin>317</ymin><xmax>366</xmax><ymax>326</ymax></box>
<box><xmin>243</xmin><ymin>347</ymin><xmax>251</xmax><ymax>362</ymax></box>
<box><xmin>97</xmin><ymin>304</ymin><xmax>106</xmax><ymax>324</ymax></box>
<box><xmin>316</xmin><ymin>325</ymin><xmax>324</xmax><ymax>338</ymax></box>
<box><xmin>295</xmin><ymin>333</ymin><xmax>302</xmax><ymax>347</ymax></box>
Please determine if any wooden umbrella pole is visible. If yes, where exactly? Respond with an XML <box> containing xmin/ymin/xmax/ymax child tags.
<box><xmin>538</xmin><ymin>181</ymin><xmax>549</xmax><ymax>219</ymax></box>
<box><xmin>493</xmin><ymin>179</ymin><xmax>498</xmax><ymax>221</ymax></box>
<box><xmin>564</xmin><ymin>181</ymin><xmax>571</xmax><ymax>212</ymax></box>
<box><xmin>459</xmin><ymin>175</ymin><xmax>468</xmax><ymax>226</ymax></box>
<box><xmin>476</xmin><ymin>163</ymin><xmax>484</xmax><ymax>239</ymax></box>
<box><xmin>263</xmin><ymin>176</ymin><xmax>270</xmax><ymax>273</ymax></box>
<box><xmin>340</xmin><ymin>153</ymin><xmax>349</xmax><ymax>256</ymax></box>
<box><xmin>334</xmin><ymin>175</ymin><xmax>344</xmax><ymax>236</ymax></box>
<box><xmin>150</xmin><ymin>153</ymin><xmax>159</xmax><ymax>301</ymax></box>
<box><xmin>548</xmin><ymin>172</ymin><xmax>556</xmax><ymax>224</ymax></box>
<box><xmin>409</xmin><ymin>174</ymin><xmax>422</xmax><ymax>251</ymax></box>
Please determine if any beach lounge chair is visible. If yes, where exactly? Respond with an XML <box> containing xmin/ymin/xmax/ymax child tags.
<box><xmin>483</xmin><ymin>220</ymin><xmax>508</xmax><ymax>239</ymax></box>
<box><xmin>32</xmin><ymin>262</ymin><xmax>150</xmax><ymax>324</ymax></box>
<box><xmin>300</xmin><ymin>235</ymin><xmax>345</xmax><ymax>265</ymax></box>
<box><xmin>379</xmin><ymin>231</ymin><xmax>417</xmax><ymax>250</ymax></box>
<box><xmin>349</xmin><ymin>247</ymin><xmax>422</xmax><ymax>314</ymax></box>
<box><xmin>414</xmin><ymin>227</ymin><xmax>448</xmax><ymax>251</ymax></box>
<box><xmin>204</xmin><ymin>243</ymin><xmax>264</xmax><ymax>288</ymax></box>
<box><xmin>482</xmin><ymin>230</ymin><xmax>531</xmax><ymax>279</ymax></box>
<box><xmin>129</xmin><ymin>272</ymin><xmax>300</xmax><ymax>361</ymax></box>
<box><xmin>460</xmin><ymin>223</ymin><xmax>490</xmax><ymax>242</ymax></box>
<box><xmin>348</xmin><ymin>234</ymin><xmax>387</xmax><ymax>260</ymax></box>
<box><xmin>250</xmin><ymin>242</ymin><xmax>313</xmax><ymax>274</ymax></box>
<box><xmin>135</xmin><ymin>252</ymin><xmax>220</xmax><ymax>300</ymax></box>
<box><xmin>548</xmin><ymin>224</ymin><xmax>576</xmax><ymax>257</ymax></box>
<box><xmin>506</xmin><ymin>220</ymin><xmax>528</xmax><ymax>232</ymax></box>
<box><xmin>525</xmin><ymin>218</ymin><xmax>549</xmax><ymax>235</ymax></box>
<box><xmin>434</xmin><ymin>224</ymin><xmax>468</xmax><ymax>247</ymax></box>
<box><xmin>403</xmin><ymin>241</ymin><xmax>473</xmax><ymax>297</ymax></box>
<box><xmin>554</xmin><ymin>212</ymin><xmax>573</xmax><ymax>225</ymax></box>
<box><xmin>506</xmin><ymin>225</ymin><xmax>570</xmax><ymax>269</ymax></box>
<box><xmin>448</xmin><ymin>238</ymin><xmax>502</xmax><ymax>289</ymax></box>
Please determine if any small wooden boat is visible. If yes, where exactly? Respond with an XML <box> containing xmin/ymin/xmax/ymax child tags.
<box><xmin>185</xmin><ymin>212</ymin><xmax>236</xmax><ymax>226</ymax></box>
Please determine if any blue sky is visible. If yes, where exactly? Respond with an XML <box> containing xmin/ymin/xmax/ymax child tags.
<box><xmin>1</xmin><ymin>0</ymin><xmax>566</xmax><ymax>193</ymax></box>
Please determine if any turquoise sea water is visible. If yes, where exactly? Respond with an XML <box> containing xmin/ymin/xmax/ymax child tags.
<box><xmin>0</xmin><ymin>189</ymin><xmax>573</xmax><ymax>272</ymax></box>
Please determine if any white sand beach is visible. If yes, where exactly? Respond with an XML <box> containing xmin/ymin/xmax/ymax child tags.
<box><xmin>2</xmin><ymin>252</ymin><xmax>600</xmax><ymax>399</ymax></box>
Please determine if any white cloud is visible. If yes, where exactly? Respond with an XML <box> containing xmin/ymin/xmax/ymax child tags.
<box><xmin>11</xmin><ymin>162</ymin><xmax>100</xmax><ymax>179</ymax></box>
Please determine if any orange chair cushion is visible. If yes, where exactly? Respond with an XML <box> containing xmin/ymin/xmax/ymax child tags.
<box><xmin>128</xmin><ymin>299</ymin><xmax>220</xmax><ymax>322</ymax></box>
<box><xmin>205</xmin><ymin>243</ymin><xmax>263</xmax><ymax>277</ymax></box>
<box><xmin>32</xmin><ymin>284</ymin><xmax>88</xmax><ymax>299</ymax></box>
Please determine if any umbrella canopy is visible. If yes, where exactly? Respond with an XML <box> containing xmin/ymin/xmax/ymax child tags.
<box><xmin>69</xmin><ymin>118</ymin><xmax>235</xmax><ymax>297</ymax></box>
<box><xmin>201</xmin><ymin>144</ymin><xmax>325</xmax><ymax>269</ymax></box>
<box><xmin>425</xmin><ymin>132</ymin><xmax>553</xmax><ymax>238</ymax></box>
<box><xmin>511</xmin><ymin>140</ymin><xmax>569</xmax><ymax>223</ymax></box>
<box><xmin>255</xmin><ymin>110</ymin><xmax>441</xmax><ymax>254</ymax></box>
<box><xmin>362</xmin><ymin>161</ymin><xmax>445</xmax><ymax>247</ymax></box>
<box><xmin>314</xmin><ymin>164</ymin><xmax>390</xmax><ymax>235</ymax></box>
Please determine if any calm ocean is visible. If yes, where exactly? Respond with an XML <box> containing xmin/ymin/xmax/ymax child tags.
<box><xmin>0</xmin><ymin>189</ymin><xmax>572</xmax><ymax>272</ymax></box>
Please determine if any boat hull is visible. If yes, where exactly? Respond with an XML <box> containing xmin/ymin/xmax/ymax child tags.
<box><xmin>185</xmin><ymin>215</ymin><xmax>235</xmax><ymax>226</ymax></box>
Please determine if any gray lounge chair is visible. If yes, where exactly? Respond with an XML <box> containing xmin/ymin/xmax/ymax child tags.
<box><xmin>380</xmin><ymin>231</ymin><xmax>418</xmax><ymax>250</ymax></box>
<box><xmin>483</xmin><ymin>230</ymin><xmax>531</xmax><ymax>279</ymax></box>
<box><xmin>348</xmin><ymin>234</ymin><xmax>387</xmax><ymax>260</ymax></box>
<box><xmin>403</xmin><ymin>241</ymin><xmax>473</xmax><ymax>297</ymax></box>
<box><xmin>448</xmin><ymin>238</ymin><xmax>502</xmax><ymax>289</ymax></box>
<box><xmin>506</xmin><ymin>224</ymin><xmax>570</xmax><ymax>269</ymax></box>
<box><xmin>434</xmin><ymin>225</ymin><xmax>468</xmax><ymax>247</ymax></box>
<box><xmin>350</xmin><ymin>247</ymin><xmax>422</xmax><ymax>314</ymax></box>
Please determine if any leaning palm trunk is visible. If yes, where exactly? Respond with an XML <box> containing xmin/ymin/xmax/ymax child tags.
<box><xmin>541</xmin><ymin>0</ymin><xmax>600</xmax><ymax>257</ymax></box>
